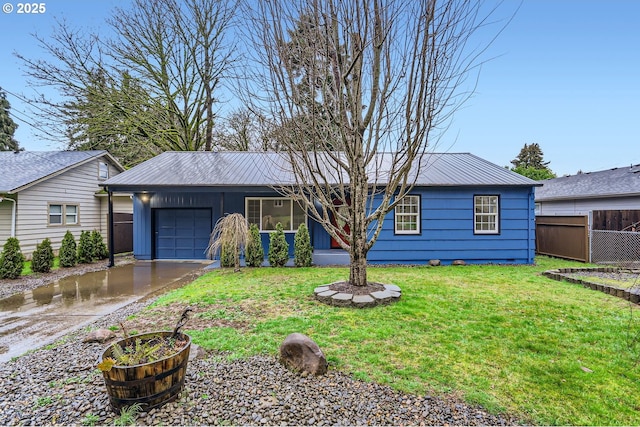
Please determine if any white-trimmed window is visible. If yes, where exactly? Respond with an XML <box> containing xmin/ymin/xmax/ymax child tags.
<box><xmin>49</xmin><ymin>204</ymin><xmax>79</xmax><ymax>226</ymax></box>
<box><xmin>474</xmin><ymin>195</ymin><xmax>499</xmax><ymax>234</ymax></box>
<box><xmin>98</xmin><ymin>162</ymin><xmax>109</xmax><ymax>180</ymax></box>
<box><xmin>246</xmin><ymin>197</ymin><xmax>306</xmax><ymax>232</ymax></box>
<box><xmin>395</xmin><ymin>195</ymin><xmax>420</xmax><ymax>234</ymax></box>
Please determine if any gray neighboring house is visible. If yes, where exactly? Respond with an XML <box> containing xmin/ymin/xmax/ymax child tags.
<box><xmin>535</xmin><ymin>164</ymin><xmax>640</xmax><ymax>219</ymax></box>
<box><xmin>0</xmin><ymin>150</ymin><xmax>132</xmax><ymax>258</ymax></box>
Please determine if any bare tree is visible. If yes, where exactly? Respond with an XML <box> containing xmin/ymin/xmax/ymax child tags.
<box><xmin>245</xmin><ymin>0</ymin><xmax>507</xmax><ymax>287</ymax></box>
<box><xmin>17</xmin><ymin>0</ymin><xmax>236</xmax><ymax>165</ymax></box>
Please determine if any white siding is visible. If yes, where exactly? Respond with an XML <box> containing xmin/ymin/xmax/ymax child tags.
<box><xmin>0</xmin><ymin>196</ymin><xmax>15</xmax><ymax>243</ymax></box>
<box><xmin>537</xmin><ymin>196</ymin><xmax>640</xmax><ymax>217</ymax></box>
<box><xmin>11</xmin><ymin>157</ymin><xmax>130</xmax><ymax>258</ymax></box>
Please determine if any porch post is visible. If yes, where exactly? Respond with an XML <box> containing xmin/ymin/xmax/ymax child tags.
<box><xmin>108</xmin><ymin>189</ymin><xmax>115</xmax><ymax>267</ymax></box>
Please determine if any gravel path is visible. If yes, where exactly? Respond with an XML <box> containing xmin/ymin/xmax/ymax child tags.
<box><xmin>0</xmin><ymin>265</ymin><xmax>522</xmax><ymax>426</ymax></box>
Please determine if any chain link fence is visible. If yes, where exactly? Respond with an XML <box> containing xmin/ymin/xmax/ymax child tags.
<box><xmin>590</xmin><ymin>230</ymin><xmax>640</xmax><ymax>267</ymax></box>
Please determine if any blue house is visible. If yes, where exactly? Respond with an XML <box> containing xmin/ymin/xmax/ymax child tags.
<box><xmin>102</xmin><ymin>151</ymin><xmax>539</xmax><ymax>265</ymax></box>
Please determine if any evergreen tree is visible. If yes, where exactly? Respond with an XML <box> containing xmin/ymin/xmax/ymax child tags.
<box><xmin>245</xmin><ymin>223</ymin><xmax>264</xmax><ymax>267</ymax></box>
<box><xmin>511</xmin><ymin>143</ymin><xmax>556</xmax><ymax>180</ymax></box>
<box><xmin>31</xmin><ymin>238</ymin><xmax>55</xmax><ymax>273</ymax></box>
<box><xmin>219</xmin><ymin>243</ymin><xmax>236</xmax><ymax>268</ymax></box>
<box><xmin>0</xmin><ymin>237</ymin><xmax>25</xmax><ymax>279</ymax></box>
<box><xmin>91</xmin><ymin>230</ymin><xmax>109</xmax><ymax>259</ymax></box>
<box><xmin>293</xmin><ymin>224</ymin><xmax>312</xmax><ymax>267</ymax></box>
<box><xmin>77</xmin><ymin>230</ymin><xmax>95</xmax><ymax>263</ymax></box>
<box><xmin>268</xmin><ymin>222</ymin><xmax>289</xmax><ymax>267</ymax></box>
<box><xmin>0</xmin><ymin>89</ymin><xmax>21</xmax><ymax>152</ymax></box>
<box><xmin>59</xmin><ymin>231</ymin><xmax>77</xmax><ymax>267</ymax></box>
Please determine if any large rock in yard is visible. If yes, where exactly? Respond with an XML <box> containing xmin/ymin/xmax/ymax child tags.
<box><xmin>83</xmin><ymin>328</ymin><xmax>116</xmax><ymax>343</ymax></box>
<box><xmin>279</xmin><ymin>333</ymin><xmax>327</xmax><ymax>375</ymax></box>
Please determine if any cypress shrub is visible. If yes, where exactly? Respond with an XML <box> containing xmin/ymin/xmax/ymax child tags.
<box><xmin>31</xmin><ymin>238</ymin><xmax>54</xmax><ymax>273</ymax></box>
<box><xmin>245</xmin><ymin>223</ymin><xmax>264</xmax><ymax>267</ymax></box>
<box><xmin>0</xmin><ymin>237</ymin><xmax>25</xmax><ymax>279</ymax></box>
<box><xmin>59</xmin><ymin>231</ymin><xmax>77</xmax><ymax>267</ymax></box>
<box><xmin>77</xmin><ymin>230</ymin><xmax>95</xmax><ymax>264</ymax></box>
<box><xmin>220</xmin><ymin>243</ymin><xmax>236</xmax><ymax>268</ymax></box>
<box><xmin>293</xmin><ymin>224</ymin><xmax>313</xmax><ymax>267</ymax></box>
<box><xmin>91</xmin><ymin>230</ymin><xmax>109</xmax><ymax>260</ymax></box>
<box><xmin>268</xmin><ymin>222</ymin><xmax>289</xmax><ymax>267</ymax></box>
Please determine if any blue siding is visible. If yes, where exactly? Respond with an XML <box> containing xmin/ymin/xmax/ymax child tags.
<box><xmin>368</xmin><ymin>187</ymin><xmax>536</xmax><ymax>264</ymax></box>
<box><xmin>131</xmin><ymin>186</ymin><xmax>536</xmax><ymax>264</ymax></box>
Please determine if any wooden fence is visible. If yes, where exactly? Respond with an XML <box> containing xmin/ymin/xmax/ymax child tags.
<box><xmin>535</xmin><ymin>215</ymin><xmax>589</xmax><ymax>262</ymax></box>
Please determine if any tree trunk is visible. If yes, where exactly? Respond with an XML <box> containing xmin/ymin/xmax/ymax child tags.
<box><xmin>349</xmin><ymin>246</ymin><xmax>368</xmax><ymax>287</ymax></box>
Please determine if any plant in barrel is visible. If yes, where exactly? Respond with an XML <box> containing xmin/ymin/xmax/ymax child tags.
<box><xmin>97</xmin><ymin>308</ymin><xmax>193</xmax><ymax>412</ymax></box>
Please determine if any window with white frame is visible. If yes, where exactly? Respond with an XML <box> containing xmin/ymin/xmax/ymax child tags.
<box><xmin>395</xmin><ymin>195</ymin><xmax>420</xmax><ymax>234</ymax></box>
<box><xmin>49</xmin><ymin>204</ymin><xmax>79</xmax><ymax>226</ymax></box>
<box><xmin>474</xmin><ymin>195</ymin><xmax>499</xmax><ymax>234</ymax></box>
<box><xmin>246</xmin><ymin>197</ymin><xmax>306</xmax><ymax>231</ymax></box>
<box><xmin>98</xmin><ymin>162</ymin><xmax>109</xmax><ymax>180</ymax></box>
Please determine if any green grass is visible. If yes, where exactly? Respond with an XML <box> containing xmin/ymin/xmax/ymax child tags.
<box><xmin>20</xmin><ymin>257</ymin><xmax>60</xmax><ymax>276</ymax></box>
<box><xmin>149</xmin><ymin>256</ymin><xmax>640</xmax><ymax>425</ymax></box>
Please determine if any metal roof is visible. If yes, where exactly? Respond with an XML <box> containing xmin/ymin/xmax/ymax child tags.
<box><xmin>535</xmin><ymin>164</ymin><xmax>640</xmax><ymax>201</ymax></box>
<box><xmin>0</xmin><ymin>150</ymin><xmax>123</xmax><ymax>193</ymax></box>
<box><xmin>103</xmin><ymin>151</ymin><xmax>538</xmax><ymax>190</ymax></box>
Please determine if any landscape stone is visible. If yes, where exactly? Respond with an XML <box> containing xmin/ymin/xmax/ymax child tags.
<box><xmin>82</xmin><ymin>328</ymin><xmax>116</xmax><ymax>343</ymax></box>
<box><xmin>428</xmin><ymin>259</ymin><xmax>441</xmax><ymax>266</ymax></box>
<box><xmin>452</xmin><ymin>260</ymin><xmax>466</xmax><ymax>266</ymax></box>
<box><xmin>352</xmin><ymin>294</ymin><xmax>375</xmax><ymax>308</ymax></box>
<box><xmin>316</xmin><ymin>290</ymin><xmax>338</xmax><ymax>303</ymax></box>
<box><xmin>384</xmin><ymin>284</ymin><xmax>401</xmax><ymax>293</ymax></box>
<box><xmin>279</xmin><ymin>333</ymin><xmax>328</xmax><ymax>376</ymax></box>
<box><xmin>370</xmin><ymin>290</ymin><xmax>393</xmax><ymax>303</ymax></box>
<box><xmin>314</xmin><ymin>286</ymin><xmax>330</xmax><ymax>294</ymax></box>
<box><xmin>331</xmin><ymin>293</ymin><xmax>354</xmax><ymax>307</ymax></box>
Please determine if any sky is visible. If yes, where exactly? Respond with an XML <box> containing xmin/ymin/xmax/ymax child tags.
<box><xmin>1</xmin><ymin>0</ymin><xmax>639</xmax><ymax>177</ymax></box>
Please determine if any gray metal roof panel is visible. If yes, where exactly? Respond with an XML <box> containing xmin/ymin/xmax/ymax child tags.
<box><xmin>535</xmin><ymin>164</ymin><xmax>640</xmax><ymax>201</ymax></box>
<box><xmin>0</xmin><ymin>150</ymin><xmax>112</xmax><ymax>193</ymax></box>
<box><xmin>103</xmin><ymin>151</ymin><xmax>539</xmax><ymax>188</ymax></box>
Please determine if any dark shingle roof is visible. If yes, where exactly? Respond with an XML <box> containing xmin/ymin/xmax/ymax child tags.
<box><xmin>535</xmin><ymin>164</ymin><xmax>640</xmax><ymax>201</ymax></box>
<box><xmin>103</xmin><ymin>151</ymin><xmax>538</xmax><ymax>189</ymax></box>
<box><xmin>0</xmin><ymin>150</ymin><xmax>122</xmax><ymax>193</ymax></box>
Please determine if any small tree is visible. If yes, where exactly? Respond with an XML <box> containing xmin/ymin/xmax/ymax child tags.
<box><xmin>59</xmin><ymin>231</ymin><xmax>77</xmax><ymax>267</ymax></box>
<box><xmin>0</xmin><ymin>237</ymin><xmax>25</xmax><ymax>279</ymax></box>
<box><xmin>207</xmin><ymin>213</ymin><xmax>249</xmax><ymax>271</ymax></box>
<box><xmin>91</xmin><ymin>230</ymin><xmax>109</xmax><ymax>260</ymax></box>
<box><xmin>268</xmin><ymin>222</ymin><xmax>289</xmax><ymax>267</ymax></box>
<box><xmin>77</xmin><ymin>230</ymin><xmax>95</xmax><ymax>264</ymax></box>
<box><xmin>31</xmin><ymin>238</ymin><xmax>54</xmax><ymax>273</ymax></box>
<box><xmin>219</xmin><ymin>243</ymin><xmax>236</xmax><ymax>268</ymax></box>
<box><xmin>293</xmin><ymin>224</ymin><xmax>312</xmax><ymax>267</ymax></box>
<box><xmin>245</xmin><ymin>223</ymin><xmax>264</xmax><ymax>267</ymax></box>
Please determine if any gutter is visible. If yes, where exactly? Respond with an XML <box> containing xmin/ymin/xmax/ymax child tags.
<box><xmin>0</xmin><ymin>196</ymin><xmax>16</xmax><ymax>237</ymax></box>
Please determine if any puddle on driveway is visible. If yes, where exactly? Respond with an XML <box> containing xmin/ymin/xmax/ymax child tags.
<box><xmin>0</xmin><ymin>261</ymin><xmax>206</xmax><ymax>363</ymax></box>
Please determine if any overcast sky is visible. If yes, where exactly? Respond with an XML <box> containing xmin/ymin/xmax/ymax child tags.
<box><xmin>1</xmin><ymin>0</ymin><xmax>638</xmax><ymax>177</ymax></box>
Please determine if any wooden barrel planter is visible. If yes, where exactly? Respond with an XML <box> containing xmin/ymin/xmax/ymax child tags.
<box><xmin>100</xmin><ymin>331</ymin><xmax>191</xmax><ymax>412</ymax></box>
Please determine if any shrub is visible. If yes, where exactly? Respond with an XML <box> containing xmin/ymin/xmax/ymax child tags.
<box><xmin>268</xmin><ymin>222</ymin><xmax>289</xmax><ymax>267</ymax></box>
<box><xmin>207</xmin><ymin>213</ymin><xmax>249</xmax><ymax>271</ymax></box>
<box><xmin>245</xmin><ymin>223</ymin><xmax>264</xmax><ymax>267</ymax></box>
<box><xmin>0</xmin><ymin>237</ymin><xmax>25</xmax><ymax>279</ymax></box>
<box><xmin>59</xmin><ymin>231</ymin><xmax>77</xmax><ymax>267</ymax></box>
<box><xmin>77</xmin><ymin>230</ymin><xmax>95</xmax><ymax>264</ymax></box>
<box><xmin>91</xmin><ymin>230</ymin><xmax>109</xmax><ymax>260</ymax></box>
<box><xmin>31</xmin><ymin>238</ymin><xmax>54</xmax><ymax>273</ymax></box>
<box><xmin>220</xmin><ymin>243</ymin><xmax>236</xmax><ymax>268</ymax></box>
<box><xmin>293</xmin><ymin>224</ymin><xmax>313</xmax><ymax>267</ymax></box>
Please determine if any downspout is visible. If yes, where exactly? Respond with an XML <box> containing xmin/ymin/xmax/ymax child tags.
<box><xmin>0</xmin><ymin>196</ymin><xmax>16</xmax><ymax>237</ymax></box>
<box><xmin>107</xmin><ymin>189</ymin><xmax>115</xmax><ymax>267</ymax></box>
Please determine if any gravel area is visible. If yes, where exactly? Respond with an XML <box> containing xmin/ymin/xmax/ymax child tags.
<box><xmin>0</xmin><ymin>265</ymin><xmax>522</xmax><ymax>426</ymax></box>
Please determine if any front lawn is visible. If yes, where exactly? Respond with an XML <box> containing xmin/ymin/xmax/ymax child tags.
<box><xmin>147</xmin><ymin>257</ymin><xmax>640</xmax><ymax>425</ymax></box>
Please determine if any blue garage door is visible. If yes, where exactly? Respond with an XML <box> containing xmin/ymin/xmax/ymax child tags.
<box><xmin>154</xmin><ymin>209</ymin><xmax>212</xmax><ymax>259</ymax></box>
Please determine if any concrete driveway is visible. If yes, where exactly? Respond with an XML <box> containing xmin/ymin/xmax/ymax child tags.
<box><xmin>0</xmin><ymin>261</ymin><xmax>206</xmax><ymax>363</ymax></box>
